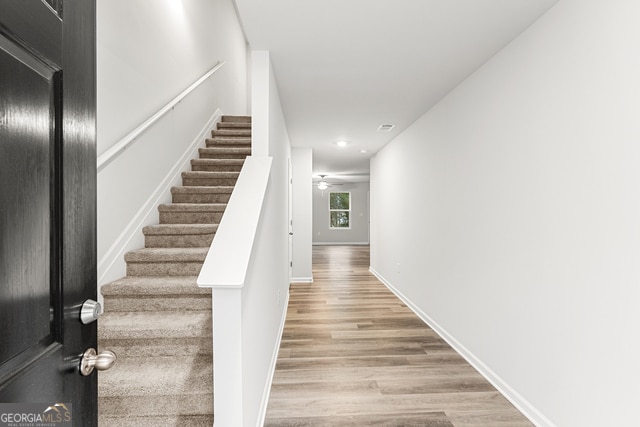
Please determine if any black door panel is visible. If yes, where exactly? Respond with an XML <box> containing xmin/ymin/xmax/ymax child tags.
<box><xmin>0</xmin><ymin>0</ymin><xmax>96</xmax><ymax>425</ymax></box>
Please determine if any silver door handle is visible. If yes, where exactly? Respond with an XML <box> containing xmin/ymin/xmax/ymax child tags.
<box><xmin>80</xmin><ymin>348</ymin><xmax>116</xmax><ymax>376</ymax></box>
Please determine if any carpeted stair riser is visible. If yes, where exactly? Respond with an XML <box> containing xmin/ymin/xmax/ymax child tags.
<box><xmin>99</xmin><ymin>116</ymin><xmax>251</xmax><ymax>425</ymax></box>
<box><xmin>99</xmin><ymin>311</ymin><xmax>212</xmax><ymax>340</ymax></box>
<box><xmin>102</xmin><ymin>293</ymin><xmax>211</xmax><ymax>312</ymax></box>
<box><xmin>126</xmin><ymin>262</ymin><xmax>202</xmax><ymax>276</ymax></box>
<box><xmin>182</xmin><ymin>171</ymin><xmax>239</xmax><ymax>186</ymax></box>
<box><xmin>216</xmin><ymin>123</ymin><xmax>250</xmax><ymax>131</ymax></box>
<box><xmin>191</xmin><ymin>159</ymin><xmax>245</xmax><ymax>172</ymax></box>
<box><xmin>159</xmin><ymin>211</ymin><xmax>224</xmax><ymax>225</ymax></box>
<box><xmin>145</xmin><ymin>233</ymin><xmax>215</xmax><ymax>248</ymax></box>
<box><xmin>211</xmin><ymin>128</ymin><xmax>251</xmax><ymax>137</ymax></box>
<box><xmin>124</xmin><ymin>247</ymin><xmax>209</xmax><ymax>262</ymax></box>
<box><xmin>205</xmin><ymin>137</ymin><xmax>251</xmax><ymax>147</ymax></box>
<box><xmin>143</xmin><ymin>224</ymin><xmax>218</xmax><ymax>248</ymax></box>
<box><xmin>101</xmin><ymin>276</ymin><xmax>208</xmax><ymax>297</ymax></box>
<box><xmin>199</xmin><ymin>146</ymin><xmax>251</xmax><ymax>159</ymax></box>
<box><xmin>100</xmin><ymin>337</ymin><xmax>212</xmax><ymax>359</ymax></box>
<box><xmin>158</xmin><ymin>203</ymin><xmax>226</xmax><ymax>224</ymax></box>
<box><xmin>171</xmin><ymin>186</ymin><xmax>233</xmax><ymax>204</ymax></box>
<box><xmin>99</xmin><ymin>311</ymin><xmax>211</xmax><ymax>357</ymax></box>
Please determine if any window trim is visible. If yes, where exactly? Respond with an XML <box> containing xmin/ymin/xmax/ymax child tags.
<box><xmin>328</xmin><ymin>191</ymin><xmax>351</xmax><ymax>229</ymax></box>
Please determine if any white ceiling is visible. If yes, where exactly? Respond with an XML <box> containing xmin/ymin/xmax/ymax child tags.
<box><xmin>234</xmin><ymin>0</ymin><xmax>560</xmax><ymax>183</ymax></box>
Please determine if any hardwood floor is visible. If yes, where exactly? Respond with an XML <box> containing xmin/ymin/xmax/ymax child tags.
<box><xmin>264</xmin><ymin>245</ymin><xmax>533</xmax><ymax>427</ymax></box>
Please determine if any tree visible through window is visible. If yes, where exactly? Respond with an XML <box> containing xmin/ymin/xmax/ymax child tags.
<box><xmin>329</xmin><ymin>192</ymin><xmax>350</xmax><ymax>228</ymax></box>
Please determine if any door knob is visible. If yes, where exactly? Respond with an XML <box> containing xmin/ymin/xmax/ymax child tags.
<box><xmin>79</xmin><ymin>348</ymin><xmax>116</xmax><ymax>376</ymax></box>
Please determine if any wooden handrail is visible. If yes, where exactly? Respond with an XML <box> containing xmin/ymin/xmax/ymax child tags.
<box><xmin>97</xmin><ymin>61</ymin><xmax>226</xmax><ymax>171</ymax></box>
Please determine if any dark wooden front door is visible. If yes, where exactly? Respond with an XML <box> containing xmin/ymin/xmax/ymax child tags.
<box><xmin>0</xmin><ymin>0</ymin><xmax>97</xmax><ymax>425</ymax></box>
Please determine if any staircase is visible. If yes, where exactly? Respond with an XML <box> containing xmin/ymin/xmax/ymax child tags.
<box><xmin>98</xmin><ymin>115</ymin><xmax>252</xmax><ymax>426</ymax></box>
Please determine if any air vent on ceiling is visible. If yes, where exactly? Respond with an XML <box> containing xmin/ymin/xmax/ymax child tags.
<box><xmin>377</xmin><ymin>124</ymin><xmax>395</xmax><ymax>132</ymax></box>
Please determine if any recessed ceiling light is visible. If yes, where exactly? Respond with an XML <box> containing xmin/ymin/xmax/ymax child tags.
<box><xmin>335</xmin><ymin>140</ymin><xmax>349</xmax><ymax>148</ymax></box>
<box><xmin>377</xmin><ymin>124</ymin><xmax>395</xmax><ymax>132</ymax></box>
<box><xmin>360</xmin><ymin>149</ymin><xmax>368</xmax><ymax>154</ymax></box>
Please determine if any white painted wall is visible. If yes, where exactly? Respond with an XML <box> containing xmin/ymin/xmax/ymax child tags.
<box><xmin>97</xmin><ymin>0</ymin><xmax>248</xmax><ymax>155</ymax></box>
<box><xmin>370</xmin><ymin>0</ymin><xmax>640</xmax><ymax>425</ymax></box>
<box><xmin>313</xmin><ymin>182</ymin><xmax>370</xmax><ymax>245</ymax></box>
<box><xmin>96</xmin><ymin>0</ymin><xmax>248</xmax><ymax>287</ymax></box>
<box><xmin>291</xmin><ymin>148</ymin><xmax>313</xmax><ymax>282</ymax></box>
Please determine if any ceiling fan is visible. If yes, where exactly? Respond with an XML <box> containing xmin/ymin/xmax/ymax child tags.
<box><xmin>315</xmin><ymin>175</ymin><xmax>343</xmax><ymax>190</ymax></box>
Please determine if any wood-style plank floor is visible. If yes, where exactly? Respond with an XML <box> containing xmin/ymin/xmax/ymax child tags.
<box><xmin>264</xmin><ymin>245</ymin><xmax>533</xmax><ymax>427</ymax></box>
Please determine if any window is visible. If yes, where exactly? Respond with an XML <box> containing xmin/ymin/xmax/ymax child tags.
<box><xmin>329</xmin><ymin>192</ymin><xmax>350</xmax><ymax>228</ymax></box>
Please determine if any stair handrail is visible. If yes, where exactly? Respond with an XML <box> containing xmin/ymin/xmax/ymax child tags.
<box><xmin>97</xmin><ymin>60</ymin><xmax>226</xmax><ymax>172</ymax></box>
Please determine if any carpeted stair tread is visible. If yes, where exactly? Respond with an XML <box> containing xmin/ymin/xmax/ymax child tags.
<box><xmin>182</xmin><ymin>171</ymin><xmax>240</xmax><ymax>179</ymax></box>
<box><xmin>158</xmin><ymin>203</ymin><xmax>226</xmax><ymax>212</ymax></box>
<box><xmin>211</xmin><ymin>128</ymin><xmax>250</xmax><ymax>137</ymax></box>
<box><xmin>205</xmin><ymin>137</ymin><xmax>251</xmax><ymax>146</ymax></box>
<box><xmin>190</xmin><ymin>158</ymin><xmax>245</xmax><ymax>172</ymax></box>
<box><xmin>198</xmin><ymin>146</ymin><xmax>251</xmax><ymax>159</ymax></box>
<box><xmin>221</xmin><ymin>115</ymin><xmax>251</xmax><ymax>123</ymax></box>
<box><xmin>171</xmin><ymin>186</ymin><xmax>234</xmax><ymax>195</ymax></box>
<box><xmin>125</xmin><ymin>247</ymin><xmax>208</xmax><ymax>263</ymax></box>
<box><xmin>101</xmin><ymin>276</ymin><xmax>209</xmax><ymax>296</ymax></box>
<box><xmin>216</xmin><ymin>121</ymin><xmax>251</xmax><ymax>129</ymax></box>
<box><xmin>98</xmin><ymin>311</ymin><xmax>211</xmax><ymax>341</ymax></box>
<box><xmin>99</xmin><ymin>337</ymin><xmax>212</xmax><ymax>358</ymax></box>
<box><xmin>98</xmin><ymin>415</ymin><xmax>213</xmax><ymax>427</ymax></box>
<box><xmin>143</xmin><ymin>224</ymin><xmax>218</xmax><ymax>236</ymax></box>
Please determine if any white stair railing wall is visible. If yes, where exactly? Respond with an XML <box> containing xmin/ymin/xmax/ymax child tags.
<box><xmin>197</xmin><ymin>50</ymin><xmax>292</xmax><ymax>427</ymax></box>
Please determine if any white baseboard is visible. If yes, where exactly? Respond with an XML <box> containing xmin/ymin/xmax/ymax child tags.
<box><xmin>256</xmin><ymin>289</ymin><xmax>290</xmax><ymax>427</ymax></box>
<box><xmin>97</xmin><ymin>109</ymin><xmax>223</xmax><ymax>288</ymax></box>
<box><xmin>291</xmin><ymin>276</ymin><xmax>313</xmax><ymax>283</ymax></box>
<box><xmin>368</xmin><ymin>266</ymin><xmax>554</xmax><ymax>427</ymax></box>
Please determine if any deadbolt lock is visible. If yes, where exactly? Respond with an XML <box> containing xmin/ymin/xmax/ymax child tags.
<box><xmin>80</xmin><ymin>299</ymin><xmax>102</xmax><ymax>324</ymax></box>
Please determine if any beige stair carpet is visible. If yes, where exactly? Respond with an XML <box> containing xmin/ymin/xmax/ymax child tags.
<box><xmin>98</xmin><ymin>115</ymin><xmax>251</xmax><ymax>426</ymax></box>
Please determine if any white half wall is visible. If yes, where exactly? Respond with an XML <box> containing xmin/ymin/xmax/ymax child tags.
<box><xmin>370</xmin><ymin>0</ymin><xmax>640</xmax><ymax>425</ymax></box>
<box><xmin>97</xmin><ymin>0</ymin><xmax>248</xmax><ymax>287</ymax></box>
<box><xmin>313</xmin><ymin>182</ymin><xmax>370</xmax><ymax>245</ymax></box>
<box><xmin>291</xmin><ymin>148</ymin><xmax>313</xmax><ymax>282</ymax></box>
<box><xmin>249</xmin><ymin>50</ymin><xmax>292</xmax><ymax>426</ymax></box>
